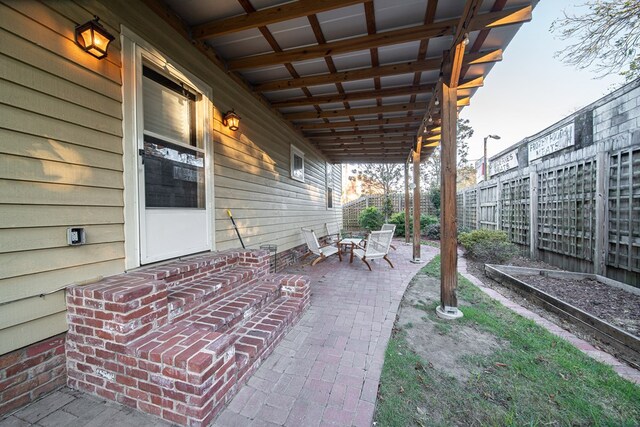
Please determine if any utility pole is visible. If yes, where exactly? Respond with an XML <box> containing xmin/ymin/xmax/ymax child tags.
<box><xmin>484</xmin><ymin>134</ymin><xmax>501</xmax><ymax>181</ymax></box>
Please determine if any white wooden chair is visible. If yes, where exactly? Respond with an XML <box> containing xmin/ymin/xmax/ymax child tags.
<box><xmin>381</xmin><ymin>223</ymin><xmax>397</xmax><ymax>250</ymax></box>
<box><xmin>351</xmin><ymin>230</ymin><xmax>394</xmax><ymax>271</ymax></box>
<box><xmin>325</xmin><ymin>222</ymin><xmax>341</xmax><ymax>245</ymax></box>
<box><xmin>301</xmin><ymin>228</ymin><xmax>342</xmax><ymax>266</ymax></box>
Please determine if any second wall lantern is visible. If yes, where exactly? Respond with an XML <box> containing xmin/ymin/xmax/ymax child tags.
<box><xmin>223</xmin><ymin>110</ymin><xmax>241</xmax><ymax>131</ymax></box>
<box><xmin>75</xmin><ymin>16</ymin><xmax>114</xmax><ymax>60</ymax></box>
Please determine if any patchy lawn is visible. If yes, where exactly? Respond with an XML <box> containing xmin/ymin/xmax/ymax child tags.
<box><xmin>374</xmin><ymin>256</ymin><xmax>640</xmax><ymax>427</ymax></box>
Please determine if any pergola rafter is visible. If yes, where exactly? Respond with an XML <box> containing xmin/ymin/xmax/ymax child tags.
<box><xmin>226</xmin><ymin>6</ymin><xmax>531</xmax><ymax>70</ymax></box>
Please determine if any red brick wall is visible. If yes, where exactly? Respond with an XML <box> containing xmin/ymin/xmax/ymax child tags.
<box><xmin>0</xmin><ymin>334</ymin><xmax>66</xmax><ymax>417</ymax></box>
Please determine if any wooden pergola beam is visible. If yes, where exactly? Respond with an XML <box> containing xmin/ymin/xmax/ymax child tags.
<box><xmin>322</xmin><ymin>148</ymin><xmax>413</xmax><ymax>155</ymax></box>
<box><xmin>285</xmin><ymin>102</ymin><xmax>427</xmax><ymax>120</ymax></box>
<box><xmin>228</xmin><ymin>6</ymin><xmax>530</xmax><ymax>70</ymax></box>
<box><xmin>273</xmin><ymin>77</ymin><xmax>482</xmax><ymax>109</ymax></box>
<box><xmin>192</xmin><ymin>0</ymin><xmax>370</xmax><ymax>39</ymax></box>
<box><xmin>310</xmin><ymin>135</ymin><xmax>415</xmax><ymax>144</ymax></box>
<box><xmin>272</xmin><ymin>84</ymin><xmax>435</xmax><ymax>108</ymax></box>
<box><xmin>304</xmin><ymin>128</ymin><xmax>420</xmax><ymax>138</ymax></box>
<box><xmin>297</xmin><ymin>116</ymin><xmax>422</xmax><ymax>130</ymax></box>
<box><xmin>256</xmin><ymin>50</ymin><xmax>501</xmax><ymax>92</ymax></box>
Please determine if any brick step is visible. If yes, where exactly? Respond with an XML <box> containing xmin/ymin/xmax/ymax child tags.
<box><xmin>185</xmin><ymin>280</ymin><xmax>281</xmax><ymax>334</ymax></box>
<box><xmin>129</xmin><ymin>279</ymin><xmax>280</xmax><ymax>361</ymax></box>
<box><xmin>234</xmin><ymin>296</ymin><xmax>305</xmax><ymax>383</ymax></box>
<box><xmin>167</xmin><ymin>267</ymin><xmax>257</xmax><ymax>322</ymax></box>
<box><xmin>65</xmin><ymin>249</ymin><xmax>311</xmax><ymax>426</ymax></box>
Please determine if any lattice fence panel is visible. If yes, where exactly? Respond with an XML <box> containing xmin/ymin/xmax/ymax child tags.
<box><xmin>342</xmin><ymin>193</ymin><xmax>436</xmax><ymax>229</ymax></box>
<box><xmin>607</xmin><ymin>147</ymin><xmax>640</xmax><ymax>273</ymax></box>
<box><xmin>537</xmin><ymin>158</ymin><xmax>597</xmax><ymax>260</ymax></box>
<box><xmin>478</xmin><ymin>184</ymin><xmax>499</xmax><ymax>229</ymax></box>
<box><xmin>456</xmin><ymin>193</ymin><xmax>464</xmax><ymax>227</ymax></box>
<box><xmin>500</xmin><ymin>177</ymin><xmax>530</xmax><ymax>245</ymax></box>
<box><xmin>343</xmin><ymin>197</ymin><xmax>368</xmax><ymax>229</ymax></box>
<box><xmin>464</xmin><ymin>189</ymin><xmax>477</xmax><ymax>229</ymax></box>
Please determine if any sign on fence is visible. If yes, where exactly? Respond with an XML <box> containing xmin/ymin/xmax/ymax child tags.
<box><xmin>528</xmin><ymin>123</ymin><xmax>575</xmax><ymax>161</ymax></box>
<box><xmin>489</xmin><ymin>148</ymin><xmax>519</xmax><ymax>176</ymax></box>
<box><xmin>475</xmin><ymin>158</ymin><xmax>485</xmax><ymax>182</ymax></box>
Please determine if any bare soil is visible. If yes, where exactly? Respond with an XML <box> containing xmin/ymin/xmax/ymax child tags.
<box><xmin>397</xmin><ymin>273</ymin><xmax>502</xmax><ymax>382</ymax></box>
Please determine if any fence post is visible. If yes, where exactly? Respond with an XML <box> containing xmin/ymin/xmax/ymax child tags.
<box><xmin>594</xmin><ymin>150</ymin><xmax>608</xmax><ymax>276</ymax></box>
<box><xmin>476</xmin><ymin>185</ymin><xmax>482</xmax><ymax>229</ymax></box>
<box><xmin>462</xmin><ymin>191</ymin><xmax>467</xmax><ymax>229</ymax></box>
<box><xmin>529</xmin><ymin>167</ymin><xmax>538</xmax><ymax>259</ymax></box>
<box><xmin>495</xmin><ymin>180</ymin><xmax>502</xmax><ymax>230</ymax></box>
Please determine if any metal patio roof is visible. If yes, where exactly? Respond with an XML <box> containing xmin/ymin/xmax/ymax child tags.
<box><xmin>147</xmin><ymin>0</ymin><xmax>538</xmax><ymax>163</ymax></box>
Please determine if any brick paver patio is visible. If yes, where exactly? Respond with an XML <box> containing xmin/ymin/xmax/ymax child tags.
<box><xmin>214</xmin><ymin>242</ymin><xmax>438</xmax><ymax>427</ymax></box>
<box><xmin>2</xmin><ymin>242</ymin><xmax>638</xmax><ymax>426</ymax></box>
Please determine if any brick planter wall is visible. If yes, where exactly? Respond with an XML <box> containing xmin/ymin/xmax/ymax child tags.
<box><xmin>0</xmin><ymin>334</ymin><xmax>66</xmax><ymax>417</ymax></box>
<box><xmin>65</xmin><ymin>249</ymin><xmax>310</xmax><ymax>426</ymax></box>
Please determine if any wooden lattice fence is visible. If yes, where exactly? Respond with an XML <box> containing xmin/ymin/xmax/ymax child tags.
<box><xmin>457</xmin><ymin>138</ymin><xmax>639</xmax><ymax>286</ymax></box>
<box><xmin>342</xmin><ymin>193</ymin><xmax>436</xmax><ymax>229</ymax></box>
<box><xmin>608</xmin><ymin>146</ymin><xmax>640</xmax><ymax>274</ymax></box>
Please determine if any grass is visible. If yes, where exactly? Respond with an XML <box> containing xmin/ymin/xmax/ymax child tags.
<box><xmin>421</xmin><ymin>239</ymin><xmax>441</xmax><ymax>248</ymax></box>
<box><xmin>374</xmin><ymin>255</ymin><xmax>640</xmax><ymax>427</ymax></box>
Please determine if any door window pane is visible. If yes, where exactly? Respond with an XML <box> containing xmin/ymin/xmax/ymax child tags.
<box><xmin>143</xmin><ymin>135</ymin><xmax>205</xmax><ymax>208</ymax></box>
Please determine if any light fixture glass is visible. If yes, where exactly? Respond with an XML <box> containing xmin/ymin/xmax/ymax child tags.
<box><xmin>462</xmin><ymin>33</ymin><xmax>470</xmax><ymax>46</ymax></box>
<box><xmin>223</xmin><ymin>110</ymin><xmax>241</xmax><ymax>131</ymax></box>
<box><xmin>75</xmin><ymin>16</ymin><xmax>114</xmax><ymax>60</ymax></box>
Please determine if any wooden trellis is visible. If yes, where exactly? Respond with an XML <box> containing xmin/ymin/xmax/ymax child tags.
<box><xmin>463</xmin><ymin>189</ymin><xmax>477</xmax><ymax>230</ymax></box>
<box><xmin>607</xmin><ymin>147</ymin><xmax>640</xmax><ymax>273</ymax></box>
<box><xmin>478</xmin><ymin>184</ymin><xmax>499</xmax><ymax>229</ymax></box>
<box><xmin>500</xmin><ymin>176</ymin><xmax>530</xmax><ymax>245</ymax></box>
<box><xmin>537</xmin><ymin>158</ymin><xmax>597</xmax><ymax>260</ymax></box>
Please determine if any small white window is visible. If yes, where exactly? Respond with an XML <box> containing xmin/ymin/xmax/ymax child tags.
<box><xmin>291</xmin><ymin>145</ymin><xmax>305</xmax><ymax>182</ymax></box>
<box><xmin>326</xmin><ymin>163</ymin><xmax>334</xmax><ymax>209</ymax></box>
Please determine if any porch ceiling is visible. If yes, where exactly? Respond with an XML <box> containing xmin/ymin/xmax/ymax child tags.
<box><xmin>147</xmin><ymin>0</ymin><xmax>537</xmax><ymax>163</ymax></box>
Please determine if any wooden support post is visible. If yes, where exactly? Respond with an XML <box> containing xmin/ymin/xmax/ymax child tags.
<box><xmin>594</xmin><ymin>150</ymin><xmax>608</xmax><ymax>275</ymax></box>
<box><xmin>412</xmin><ymin>149</ymin><xmax>421</xmax><ymax>261</ymax></box>
<box><xmin>529</xmin><ymin>167</ymin><xmax>538</xmax><ymax>260</ymax></box>
<box><xmin>405</xmin><ymin>161</ymin><xmax>411</xmax><ymax>244</ymax></box>
<box><xmin>437</xmin><ymin>80</ymin><xmax>462</xmax><ymax>319</ymax></box>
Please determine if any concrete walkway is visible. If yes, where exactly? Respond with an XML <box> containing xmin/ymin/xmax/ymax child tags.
<box><xmin>3</xmin><ymin>244</ymin><xmax>638</xmax><ymax>426</ymax></box>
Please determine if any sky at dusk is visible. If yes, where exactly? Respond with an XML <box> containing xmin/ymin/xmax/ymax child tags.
<box><xmin>461</xmin><ymin>0</ymin><xmax>627</xmax><ymax>162</ymax></box>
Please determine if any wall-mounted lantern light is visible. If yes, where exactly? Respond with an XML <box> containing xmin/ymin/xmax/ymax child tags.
<box><xmin>75</xmin><ymin>16</ymin><xmax>114</xmax><ymax>60</ymax></box>
<box><xmin>223</xmin><ymin>110</ymin><xmax>241</xmax><ymax>131</ymax></box>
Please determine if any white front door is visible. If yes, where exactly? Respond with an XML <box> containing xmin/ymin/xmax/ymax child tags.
<box><xmin>138</xmin><ymin>62</ymin><xmax>210</xmax><ymax>264</ymax></box>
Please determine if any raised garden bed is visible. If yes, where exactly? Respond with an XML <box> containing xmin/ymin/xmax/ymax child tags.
<box><xmin>485</xmin><ymin>265</ymin><xmax>640</xmax><ymax>369</ymax></box>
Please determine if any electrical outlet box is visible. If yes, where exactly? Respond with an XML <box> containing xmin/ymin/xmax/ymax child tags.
<box><xmin>67</xmin><ymin>227</ymin><xmax>86</xmax><ymax>246</ymax></box>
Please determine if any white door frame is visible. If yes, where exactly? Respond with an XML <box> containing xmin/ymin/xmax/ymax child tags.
<box><xmin>120</xmin><ymin>26</ymin><xmax>215</xmax><ymax>269</ymax></box>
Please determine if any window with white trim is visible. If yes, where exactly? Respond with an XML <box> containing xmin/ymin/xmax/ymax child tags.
<box><xmin>291</xmin><ymin>145</ymin><xmax>305</xmax><ymax>182</ymax></box>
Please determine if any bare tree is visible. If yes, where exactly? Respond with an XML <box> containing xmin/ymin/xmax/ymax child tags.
<box><xmin>551</xmin><ymin>1</ymin><xmax>640</xmax><ymax>81</ymax></box>
<box><xmin>420</xmin><ymin>118</ymin><xmax>474</xmax><ymax>189</ymax></box>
